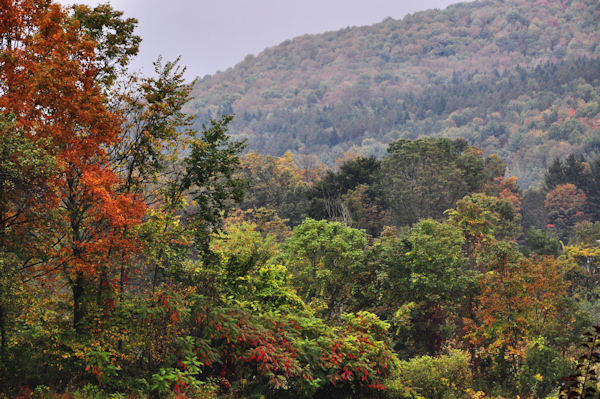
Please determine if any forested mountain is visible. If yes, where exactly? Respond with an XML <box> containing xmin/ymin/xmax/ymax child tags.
<box><xmin>185</xmin><ymin>0</ymin><xmax>600</xmax><ymax>187</ymax></box>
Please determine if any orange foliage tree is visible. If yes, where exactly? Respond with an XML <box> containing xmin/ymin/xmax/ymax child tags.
<box><xmin>0</xmin><ymin>0</ymin><xmax>145</xmax><ymax>331</ymax></box>
<box><xmin>464</xmin><ymin>243</ymin><xmax>571</xmax><ymax>382</ymax></box>
<box><xmin>545</xmin><ymin>183</ymin><xmax>589</xmax><ymax>242</ymax></box>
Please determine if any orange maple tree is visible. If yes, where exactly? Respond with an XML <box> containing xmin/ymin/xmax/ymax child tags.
<box><xmin>0</xmin><ymin>0</ymin><xmax>145</xmax><ymax>331</ymax></box>
<box><xmin>464</xmin><ymin>243</ymin><xmax>570</xmax><ymax>379</ymax></box>
<box><xmin>545</xmin><ymin>183</ymin><xmax>589</xmax><ymax>242</ymax></box>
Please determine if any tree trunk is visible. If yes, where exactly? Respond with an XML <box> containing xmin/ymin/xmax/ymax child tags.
<box><xmin>0</xmin><ymin>303</ymin><xmax>5</xmax><ymax>382</ymax></box>
<box><xmin>0</xmin><ymin>303</ymin><xmax>6</xmax><ymax>356</ymax></box>
<box><xmin>72</xmin><ymin>272</ymin><xmax>85</xmax><ymax>333</ymax></box>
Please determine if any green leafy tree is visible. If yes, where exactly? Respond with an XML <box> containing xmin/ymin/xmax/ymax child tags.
<box><xmin>280</xmin><ymin>219</ymin><xmax>367</xmax><ymax>319</ymax></box>
<box><xmin>381</xmin><ymin>138</ymin><xmax>489</xmax><ymax>227</ymax></box>
<box><xmin>110</xmin><ymin>57</ymin><xmax>196</xmax><ymax>196</ymax></box>
<box><xmin>392</xmin><ymin>220</ymin><xmax>470</xmax><ymax>357</ymax></box>
<box><xmin>71</xmin><ymin>3</ymin><xmax>141</xmax><ymax>88</ymax></box>
<box><xmin>182</xmin><ymin>115</ymin><xmax>248</xmax><ymax>254</ymax></box>
<box><xmin>201</xmin><ymin>219</ymin><xmax>299</xmax><ymax>308</ymax></box>
<box><xmin>358</xmin><ymin>219</ymin><xmax>471</xmax><ymax>357</ymax></box>
<box><xmin>524</xmin><ymin>228</ymin><xmax>561</xmax><ymax>257</ymax></box>
<box><xmin>135</xmin><ymin>115</ymin><xmax>247</xmax><ymax>291</ymax></box>
<box><xmin>518</xmin><ymin>340</ymin><xmax>573</xmax><ymax>399</ymax></box>
<box><xmin>107</xmin><ymin>57</ymin><xmax>200</xmax><ymax>293</ymax></box>
<box><xmin>0</xmin><ymin>114</ymin><xmax>57</xmax><ymax>360</ymax></box>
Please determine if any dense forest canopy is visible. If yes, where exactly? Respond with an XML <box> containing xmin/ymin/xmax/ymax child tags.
<box><xmin>186</xmin><ymin>0</ymin><xmax>600</xmax><ymax>188</ymax></box>
<box><xmin>4</xmin><ymin>0</ymin><xmax>600</xmax><ymax>398</ymax></box>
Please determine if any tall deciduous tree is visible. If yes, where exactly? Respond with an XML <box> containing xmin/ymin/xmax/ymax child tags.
<box><xmin>280</xmin><ymin>218</ymin><xmax>367</xmax><ymax>319</ymax></box>
<box><xmin>465</xmin><ymin>242</ymin><xmax>571</xmax><ymax>387</ymax></box>
<box><xmin>0</xmin><ymin>0</ymin><xmax>145</xmax><ymax>331</ymax></box>
<box><xmin>381</xmin><ymin>138</ymin><xmax>489</xmax><ymax>227</ymax></box>
<box><xmin>545</xmin><ymin>183</ymin><xmax>589</xmax><ymax>242</ymax></box>
<box><xmin>446</xmin><ymin>196</ymin><xmax>498</xmax><ymax>267</ymax></box>
<box><xmin>105</xmin><ymin>57</ymin><xmax>199</xmax><ymax>294</ymax></box>
<box><xmin>395</xmin><ymin>219</ymin><xmax>471</xmax><ymax>356</ymax></box>
<box><xmin>71</xmin><ymin>3</ymin><xmax>141</xmax><ymax>88</ymax></box>
<box><xmin>109</xmin><ymin>57</ymin><xmax>195</xmax><ymax>197</ymax></box>
<box><xmin>181</xmin><ymin>115</ymin><xmax>247</xmax><ymax>255</ymax></box>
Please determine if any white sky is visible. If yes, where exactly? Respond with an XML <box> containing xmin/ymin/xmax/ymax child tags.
<box><xmin>55</xmin><ymin>0</ymin><xmax>465</xmax><ymax>80</ymax></box>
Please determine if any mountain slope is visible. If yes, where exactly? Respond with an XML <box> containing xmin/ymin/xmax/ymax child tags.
<box><xmin>185</xmin><ymin>0</ymin><xmax>600</xmax><ymax>187</ymax></box>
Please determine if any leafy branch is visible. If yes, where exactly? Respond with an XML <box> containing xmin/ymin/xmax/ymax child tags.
<box><xmin>559</xmin><ymin>325</ymin><xmax>600</xmax><ymax>398</ymax></box>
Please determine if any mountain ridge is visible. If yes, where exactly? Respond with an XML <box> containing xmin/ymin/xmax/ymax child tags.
<box><xmin>185</xmin><ymin>0</ymin><xmax>600</xmax><ymax>187</ymax></box>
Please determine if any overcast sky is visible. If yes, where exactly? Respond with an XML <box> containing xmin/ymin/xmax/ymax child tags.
<box><xmin>55</xmin><ymin>0</ymin><xmax>466</xmax><ymax>80</ymax></box>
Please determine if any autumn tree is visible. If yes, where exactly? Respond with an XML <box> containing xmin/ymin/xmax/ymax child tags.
<box><xmin>465</xmin><ymin>242</ymin><xmax>573</xmax><ymax>393</ymax></box>
<box><xmin>0</xmin><ymin>0</ymin><xmax>146</xmax><ymax>333</ymax></box>
<box><xmin>486</xmin><ymin>175</ymin><xmax>522</xmax><ymax>215</ymax></box>
<box><xmin>1</xmin><ymin>1</ymin><xmax>395</xmax><ymax>396</ymax></box>
<box><xmin>446</xmin><ymin>194</ymin><xmax>510</xmax><ymax>267</ymax></box>
<box><xmin>238</xmin><ymin>151</ymin><xmax>317</xmax><ymax>226</ymax></box>
<box><xmin>462</xmin><ymin>193</ymin><xmax>521</xmax><ymax>242</ymax></box>
<box><xmin>225</xmin><ymin>207</ymin><xmax>292</xmax><ymax>243</ymax></box>
<box><xmin>545</xmin><ymin>183</ymin><xmax>589</xmax><ymax>242</ymax></box>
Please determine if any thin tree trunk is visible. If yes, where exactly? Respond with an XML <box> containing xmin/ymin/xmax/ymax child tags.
<box><xmin>0</xmin><ymin>303</ymin><xmax>6</xmax><ymax>356</ymax></box>
<box><xmin>0</xmin><ymin>303</ymin><xmax>5</xmax><ymax>383</ymax></box>
<box><xmin>72</xmin><ymin>273</ymin><xmax>85</xmax><ymax>333</ymax></box>
<box><xmin>152</xmin><ymin>248</ymin><xmax>164</xmax><ymax>292</ymax></box>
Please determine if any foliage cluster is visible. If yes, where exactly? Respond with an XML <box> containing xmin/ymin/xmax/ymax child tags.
<box><xmin>233</xmin><ymin>142</ymin><xmax>600</xmax><ymax>397</ymax></box>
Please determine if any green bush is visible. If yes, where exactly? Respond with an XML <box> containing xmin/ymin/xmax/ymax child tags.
<box><xmin>517</xmin><ymin>341</ymin><xmax>574</xmax><ymax>399</ymax></box>
<box><xmin>388</xmin><ymin>350</ymin><xmax>472</xmax><ymax>399</ymax></box>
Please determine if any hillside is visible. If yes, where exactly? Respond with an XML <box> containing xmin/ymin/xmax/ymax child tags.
<box><xmin>185</xmin><ymin>0</ymin><xmax>600</xmax><ymax>187</ymax></box>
